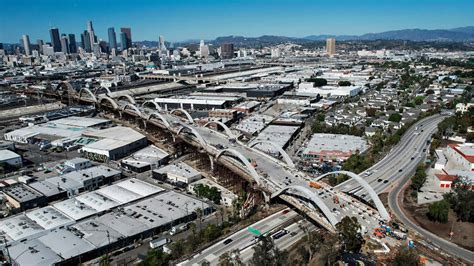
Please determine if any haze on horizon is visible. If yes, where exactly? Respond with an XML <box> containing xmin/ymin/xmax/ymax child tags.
<box><xmin>1</xmin><ymin>0</ymin><xmax>473</xmax><ymax>43</ymax></box>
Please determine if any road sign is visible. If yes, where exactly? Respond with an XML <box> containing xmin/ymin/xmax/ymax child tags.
<box><xmin>247</xmin><ymin>226</ymin><xmax>261</xmax><ymax>236</ymax></box>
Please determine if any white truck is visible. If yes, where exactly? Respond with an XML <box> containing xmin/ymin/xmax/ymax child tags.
<box><xmin>170</xmin><ymin>223</ymin><xmax>189</xmax><ymax>236</ymax></box>
<box><xmin>149</xmin><ymin>238</ymin><xmax>170</xmax><ymax>249</ymax></box>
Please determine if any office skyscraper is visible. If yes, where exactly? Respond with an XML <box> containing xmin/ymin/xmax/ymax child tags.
<box><xmin>120</xmin><ymin>32</ymin><xmax>128</xmax><ymax>50</ymax></box>
<box><xmin>87</xmin><ymin>21</ymin><xmax>96</xmax><ymax>48</ymax></box>
<box><xmin>120</xmin><ymin>27</ymin><xmax>132</xmax><ymax>49</ymax></box>
<box><xmin>68</xmin><ymin>34</ymin><xmax>77</xmax><ymax>53</ymax></box>
<box><xmin>108</xmin><ymin>27</ymin><xmax>117</xmax><ymax>51</ymax></box>
<box><xmin>220</xmin><ymin>43</ymin><xmax>234</xmax><ymax>59</ymax></box>
<box><xmin>81</xmin><ymin>31</ymin><xmax>92</xmax><ymax>52</ymax></box>
<box><xmin>49</xmin><ymin>28</ymin><xmax>61</xmax><ymax>52</ymax></box>
<box><xmin>326</xmin><ymin>38</ymin><xmax>336</xmax><ymax>55</ymax></box>
<box><xmin>37</xmin><ymin>39</ymin><xmax>44</xmax><ymax>54</ymax></box>
<box><xmin>22</xmin><ymin>34</ymin><xmax>31</xmax><ymax>55</ymax></box>
<box><xmin>60</xmin><ymin>34</ymin><xmax>69</xmax><ymax>54</ymax></box>
<box><xmin>159</xmin><ymin>35</ymin><xmax>166</xmax><ymax>51</ymax></box>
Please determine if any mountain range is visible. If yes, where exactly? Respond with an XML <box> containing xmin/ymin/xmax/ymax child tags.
<box><xmin>193</xmin><ymin>26</ymin><xmax>474</xmax><ymax>46</ymax></box>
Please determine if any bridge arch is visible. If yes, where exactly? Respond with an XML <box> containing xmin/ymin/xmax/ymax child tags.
<box><xmin>271</xmin><ymin>185</ymin><xmax>339</xmax><ymax>227</ymax></box>
<box><xmin>142</xmin><ymin>100</ymin><xmax>162</xmax><ymax>111</ymax></box>
<box><xmin>216</xmin><ymin>149</ymin><xmax>263</xmax><ymax>187</ymax></box>
<box><xmin>94</xmin><ymin>87</ymin><xmax>112</xmax><ymax>95</ymax></box>
<box><xmin>177</xmin><ymin>125</ymin><xmax>207</xmax><ymax>148</ymax></box>
<box><xmin>170</xmin><ymin>109</ymin><xmax>194</xmax><ymax>124</ymax></box>
<box><xmin>117</xmin><ymin>94</ymin><xmax>136</xmax><ymax>104</ymax></box>
<box><xmin>120</xmin><ymin>103</ymin><xmax>142</xmax><ymax>116</ymax></box>
<box><xmin>314</xmin><ymin>170</ymin><xmax>390</xmax><ymax>221</ymax></box>
<box><xmin>98</xmin><ymin>96</ymin><xmax>119</xmax><ymax>109</ymax></box>
<box><xmin>249</xmin><ymin>141</ymin><xmax>295</xmax><ymax>168</ymax></box>
<box><xmin>78</xmin><ymin>87</ymin><xmax>98</xmax><ymax>103</ymax></box>
<box><xmin>203</xmin><ymin>121</ymin><xmax>236</xmax><ymax>139</ymax></box>
<box><xmin>147</xmin><ymin>112</ymin><xmax>171</xmax><ymax>129</ymax></box>
<box><xmin>55</xmin><ymin>82</ymin><xmax>74</xmax><ymax>92</ymax></box>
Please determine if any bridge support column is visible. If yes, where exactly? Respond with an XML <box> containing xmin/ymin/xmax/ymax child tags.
<box><xmin>209</xmin><ymin>156</ymin><xmax>215</xmax><ymax>172</ymax></box>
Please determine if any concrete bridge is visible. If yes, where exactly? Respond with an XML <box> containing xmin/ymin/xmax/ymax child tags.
<box><xmin>76</xmin><ymin>94</ymin><xmax>390</xmax><ymax>233</ymax></box>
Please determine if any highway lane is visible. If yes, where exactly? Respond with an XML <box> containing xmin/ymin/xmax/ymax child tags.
<box><xmin>388</xmin><ymin>166</ymin><xmax>474</xmax><ymax>263</ymax></box>
<box><xmin>180</xmin><ymin>209</ymin><xmax>300</xmax><ymax>265</ymax></box>
<box><xmin>337</xmin><ymin>114</ymin><xmax>445</xmax><ymax>199</ymax></box>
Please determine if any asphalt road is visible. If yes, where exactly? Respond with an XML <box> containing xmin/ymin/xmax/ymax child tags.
<box><xmin>388</xmin><ymin>167</ymin><xmax>474</xmax><ymax>263</ymax></box>
<box><xmin>337</xmin><ymin>114</ymin><xmax>446</xmax><ymax>199</ymax></box>
<box><xmin>180</xmin><ymin>209</ymin><xmax>301</xmax><ymax>265</ymax></box>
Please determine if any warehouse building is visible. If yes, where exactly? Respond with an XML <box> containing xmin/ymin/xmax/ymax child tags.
<box><xmin>80</xmin><ymin>126</ymin><xmax>148</xmax><ymax>162</ymax></box>
<box><xmin>2</xmin><ymin>183</ymin><xmax>47</xmax><ymax>211</ymax></box>
<box><xmin>250</xmin><ymin>125</ymin><xmax>300</xmax><ymax>156</ymax></box>
<box><xmin>0</xmin><ymin>149</ymin><xmax>22</xmax><ymax>168</ymax></box>
<box><xmin>121</xmin><ymin>145</ymin><xmax>170</xmax><ymax>173</ymax></box>
<box><xmin>152</xmin><ymin>162</ymin><xmax>202</xmax><ymax>186</ymax></box>
<box><xmin>302</xmin><ymin>133</ymin><xmax>368</xmax><ymax>162</ymax></box>
<box><xmin>1</xmin><ymin>181</ymin><xmax>211</xmax><ymax>266</ymax></box>
<box><xmin>3</xmin><ymin>116</ymin><xmax>110</xmax><ymax>145</ymax></box>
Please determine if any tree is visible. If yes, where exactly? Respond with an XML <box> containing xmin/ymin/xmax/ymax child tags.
<box><xmin>338</xmin><ymin>80</ymin><xmax>351</xmax><ymax>86</ymax></box>
<box><xmin>444</xmin><ymin>176</ymin><xmax>474</xmax><ymax>222</ymax></box>
<box><xmin>336</xmin><ymin>216</ymin><xmax>365</xmax><ymax>253</ymax></box>
<box><xmin>388</xmin><ymin>113</ymin><xmax>402</xmax><ymax>123</ymax></box>
<box><xmin>425</xmin><ymin>89</ymin><xmax>435</xmax><ymax>95</ymax></box>
<box><xmin>219</xmin><ymin>249</ymin><xmax>244</xmax><ymax>266</ymax></box>
<box><xmin>414</xmin><ymin>96</ymin><xmax>424</xmax><ymax>105</ymax></box>
<box><xmin>411</xmin><ymin>164</ymin><xmax>427</xmax><ymax>191</ymax></box>
<box><xmin>392</xmin><ymin>248</ymin><xmax>420</xmax><ymax>266</ymax></box>
<box><xmin>366</xmin><ymin>108</ymin><xmax>377</xmax><ymax>117</ymax></box>
<box><xmin>427</xmin><ymin>199</ymin><xmax>449</xmax><ymax>223</ymax></box>
<box><xmin>139</xmin><ymin>249</ymin><xmax>171</xmax><ymax>266</ymax></box>
<box><xmin>249</xmin><ymin>235</ymin><xmax>287</xmax><ymax>266</ymax></box>
<box><xmin>306</xmin><ymin>78</ymin><xmax>327</xmax><ymax>87</ymax></box>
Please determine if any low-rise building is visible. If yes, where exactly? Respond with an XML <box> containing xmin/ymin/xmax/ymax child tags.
<box><xmin>2</xmin><ymin>183</ymin><xmax>47</xmax><ymax>211</ymax></box>
<box><xmin>121</xmin><ymin>145</ymin><xmax>170</xmax><ymax>173</ymax></box>
<box><xmin>301</xmin><ymin>133</ymin><xmax>368</xmax><ymax>162</ymax></box>
<box><xmin>152</xmin><ymin>162</ymin><xmax>201</xmax><ymax>186</ymax></box>
<box><xmin>80</xmin><ymin>126</ymin><xmax>148</xmax><ymax>162</ymax></box>
<box><xmin>446</xmin><ymin>143</ymin><xmax>474</xmax><ymax>171</ymax></box>
<box><xmin>0</xmin><ymin>149</ymin><xmax>22</xmax><ymax>168</ymax></box>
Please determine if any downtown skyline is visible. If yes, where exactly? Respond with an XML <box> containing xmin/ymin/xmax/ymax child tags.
<box><xmin>1</xmin><ymin>0</ymin><xmax>474</xmax><ymax>43</ymax></box>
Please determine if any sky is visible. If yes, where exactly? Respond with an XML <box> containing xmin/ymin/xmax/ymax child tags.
<box><xmin>1</xmin><ymin>0</ymin><xmax>473</xmax><ymax>43</ymax></box>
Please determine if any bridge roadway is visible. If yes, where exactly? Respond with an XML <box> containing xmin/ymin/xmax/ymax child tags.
<box><xmin>337</xmin><ymin>114</ymin><xmax>445</xmax><ymax>200</ymax></box>
<box><xmin>83</xmin><ymin>96</ymin><xmax>387</xmax><ymax>234</ymax></box>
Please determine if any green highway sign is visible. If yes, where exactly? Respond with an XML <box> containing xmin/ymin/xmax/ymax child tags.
<box><xmin>247</xmin><ymin>226</ymin><xmax>261</xmax><ymax>236</ymax></box>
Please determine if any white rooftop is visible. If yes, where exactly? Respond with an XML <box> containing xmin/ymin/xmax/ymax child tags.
<box><xmin>0</xmin><ymin>149</ymin><xmax>20</xmax><ymax>161</ymax></box>
<box><xmin>37</xmin><ymin>228</ymin><xmax>96</xmax><ymax>259</ymax></box>
<box><xmin>25</xmin><ymin>206</ymin><xmax>74</xmax><ymax>230</ymax></box>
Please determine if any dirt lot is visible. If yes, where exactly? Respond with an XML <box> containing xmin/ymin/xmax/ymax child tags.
<box><xmin>403</xmin><ymin>188</ymin><xmax>474</xmax><ymax>251</ymax></box>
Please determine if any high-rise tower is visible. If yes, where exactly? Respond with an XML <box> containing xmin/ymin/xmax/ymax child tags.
<box><xmin>49</xmin><ymin>28</ymin><xmax>61</xmax><ymax>52</ymax></box>
<box><xmin>22</xmin><ymin>34</ymin><xmax>31</xmax><ymax>55</ymax></box>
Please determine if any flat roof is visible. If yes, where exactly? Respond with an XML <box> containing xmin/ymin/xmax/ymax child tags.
<box><xmin>74</xmin><ymin>191</ymin><xmax>121</xmax><ymax>212</ymax></box>
<box><xmin>37</xmin><ymin>228</ymin><xmax>96</xmax><ymax>260</ymax></box>
<box><xmin>28</xmin><ymin>180</ymin><xmax>65</xmax><ymax>197</ymax></box>
<box><xmin>50</xmin><ymin>116</ymin><xmax>109</xmax><ymax>128</ymax></box>
<box><xmin>155</xmin><ymin>162</ymin><xmax>201</xmax><ymax>179</ymax></box>
<box><xmin>81</xmin><ymin>126</ymin><xmax>146</xmax><ymax>151</ymax></box>
<box><xmin>303</xmin><ymin>133</ymin><xmax>368</xmax><ymax>156</ymax></box>
<box><xmin>25</xmin><ymin>206</ymin><xmax>74</xmax><ymax>230</ymax></box>
<box><xmin>9</xmin><ymin>239</ymin><xmax>62</xmax><ymax>266</ymax></box>
<box><xmin>122</xmin><ymin>145</ymin><xmax>169</xmax><ymax>166</ymax></box>
<box><xmin>0</xmin><ymin>214</ymin><xmax>44</xmax><ymax>241</ymax></box>
<box><xmin>52</xmin><ymin>198</ymin><xmax>100</xmax><ymax>221</ymax></box>
<box><xmin>70</xmin><ymin>220</ymin><xmax>124</xmax><ymax>248</ymax></box>
<box><xmin>2</xmin><ymin>183</ymin><xmax>44</xmax><ymax>203</ymax></box>
<box><xmin>235</xmin><ymin>114</ymin><xmax>273</xmax><ymax>135</ymax></box>
<box><xmin>0</xmin><ymin>149</ymin><xmax>20</xmax><ymax>161</ymax></box>
<box><xmin>251</xmin><ymin>125</ymin><xmax>299</xmax><ymax>154</ymax></box>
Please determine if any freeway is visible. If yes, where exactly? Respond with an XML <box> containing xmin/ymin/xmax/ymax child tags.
<box><xmin>388</xmin><ymin>167</ymin><xmax>474</xmax><ymax>263</ymax></box>
<box><xmin>337</xmin><ymin>114</ymin><xmax>446</xmax><ymax>199</ymax></box>
<box><xmin>179</xmin><ymin>209</ymin><xmax>314</xmax><ymax>265</ymax></box>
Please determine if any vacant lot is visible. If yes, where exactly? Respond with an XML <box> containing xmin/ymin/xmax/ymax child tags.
<box><xmin>403</xmin><ymin>188</ymin><xmax>474</xmax><ymax>251</ymax></box>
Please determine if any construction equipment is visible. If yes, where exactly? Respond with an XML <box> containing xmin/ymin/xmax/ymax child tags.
<box><xmin>333</xmin><ymin>195</ymin><xmax>339</xmax><ymax>204</ymax></box>
<box><xmin>309</xmin><ymin>181</ymin><xmax>322</xmax><ymax>189</ymax></box>
<box><xmin>373</xmin><ymin>228</ymin><xmax>385</xmax><ymax>238</ymax></box>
